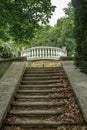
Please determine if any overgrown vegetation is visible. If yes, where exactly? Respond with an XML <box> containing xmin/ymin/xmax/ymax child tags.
<box><xmin>72</xmin><ymin>0</ymin><xmax>87</xmax><ymax>73</ymax></box>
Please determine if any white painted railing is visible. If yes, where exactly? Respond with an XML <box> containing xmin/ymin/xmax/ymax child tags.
<box><xmin>21</xmin><ymin>46</ymin><xmax>67</xmax><ymax>60</ymax></box>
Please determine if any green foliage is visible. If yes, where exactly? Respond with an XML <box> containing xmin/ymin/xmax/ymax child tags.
<box><xmin>0</xmin><ymin>0</ymin><xmax>55</xmax><ymax>43</ymax></box>
<box><xmin>72</xmin><ymin>0</ymin><xmax>87</xmax><ymax>73</ymax></box>
<box><xmin>0</xmin><ymin>40</ymin><xmax>20</xmax><ymax>59</ymax></box>
<box><xmin>30</xmin><ymin>2</ymin><xmax>75</xmax><ymax>56</ymax></box>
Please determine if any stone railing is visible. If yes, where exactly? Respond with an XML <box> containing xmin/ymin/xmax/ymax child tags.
<box><xmin>21</xmin><ymin>46</ymin><xmax>67</xmax><ymax>60</ymax></box>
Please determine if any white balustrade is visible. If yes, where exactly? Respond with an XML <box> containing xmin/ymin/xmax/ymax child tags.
<box><xmin>21</xmin><ymin>46</ymin><xmax>67</xmax><ymax>60</ymax></box>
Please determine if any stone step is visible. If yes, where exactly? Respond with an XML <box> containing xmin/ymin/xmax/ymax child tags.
<box><xmin>21</xmin><ymin>80</ymin><xmax>62</xmax><ymax>85</ymax></box>
<box><xmin>17</xmin><ymin>90</ymin><xmax>64</xmax><ymax>96</ymax></box>
<box><xmin>9</xmin><ymin>110</ymin><xmax>62</xmax><ymax>117</ymax></box>
<box><xmin>22</xmin><ymin>76</ymin><xmax>65</xmax><ymax>81</ymax></box>
<box><xmin>16</xmin><ymin>95</ymin><xmax>68</xmax><ymax>100</ymax></box>
<box><xmin>19</xmin><ymin>85</ymin><xmax>64</xmax><ymax>90</ymax></box>
<box><xmin>25</xmin><ymin>68</ymin><xmax>62</xmax><ymax>72</ymax></box>
<box><xmin>12</xmin><ymin>101</ymin><xmax>64</xmax><ymax>107</ymax></box>
<box><xmin>25</xmin><ymin>68</ymin><xmax>64</xmax><ymax>73</ymax></box>
<box><xmin>26</xmin><ymin>67</ymin><xmax>61</xmax><ymax>70</ymax></box>
<box><xmin>23</xmin><ymin>73</ymin><xmax>64</xmax><ymax>77</ymax></box>
<box><xmin>6</xmin><ymin>120</ymin><xmax>84</xmax><ymax>128</ymax></box>
<box><xmin>15</xmin><ymin>95</ymin><xmax>69</xmax><ymax>102</ymax></box>
<box><xmin>19</xmin><ymin>83</ymin><xmax>64</xmax><ymax>88</ymax></box>
<box><xmin>17</xmin><ymin>89</ymin><xmax>64</xmax><ymax>94</ymax></box>
<box><xmin>24</xmin><ymin>70</ymin><xmax>64</xmax><ymax>74</ymax></box>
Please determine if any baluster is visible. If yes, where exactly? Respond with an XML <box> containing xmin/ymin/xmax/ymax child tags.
<box><xmin>48</xmin><ymin>48</ymin><xmax>50</xmax><ymax>57</ymax></box>
<box><xmin>53</xmin><ymin>49</ymin><xmax>55</xmax><ymax>56</ymax></box>
<box><xmin>46</xmin><ymin>49</ymin><xmax>47</xmax><ymax>57</ymax></box>
<box><xmin>34</xmin><ymin>49</ymin><xmax>36</xmax><ymax>57</ymax></box>
<box><xmin>54</xmin><ymin>49</ymin><xmax>56</xmax><ymax>57</ymax></box>
<box><xmin>56</xmin><ymin>49</ymin><xmax>58</xmax><ymax>57</ymax></box>
<box><xmin>51</xmin><ymin>49</ymin><xmax>53</xmax><ymax>57</ymax></box>
<box><xmin>35</xmin><ymin>49</ymin><xmax>37</xmax><ymax>57</ymax></box>
<box><xmin>37</xmin><ymin>48</ymin><xmax>38</xmax><ymax>57</ymax></box>
<box><xmin>51</xmin><ymin>49</ymin><xmax>52</xmax><ymax>57</ymax></box>
<box><xmin>42</xmin><ymin>48</ymin><xmax>44</xmax><ymax>57</ymax></box>
<box><xmin>27</xmin><ymin>50</ymin><xmax>29</xmax><ymax>58</ymax></box>
<box><xmin>31</xmin><ymin>49</ymin><xmax>33</xmax><ymax>57</ymax></box>
<box><xmin>46</xmin><ymin>49</ymin><xmax>48</xmax><ymax>57</ymax></box>
<box><xmin>40</xmin><ymin>49</ymin><xmax>41</xmax><ymax>57</ymax></box>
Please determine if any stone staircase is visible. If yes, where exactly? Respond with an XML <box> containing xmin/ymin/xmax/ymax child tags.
<box><xmin>2</xmin><ymin>67</ymin><xmax>85</xmax><ymax>130</ymax></box>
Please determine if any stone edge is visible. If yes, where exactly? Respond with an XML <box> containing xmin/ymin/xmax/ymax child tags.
<box><xmin>0</xmin><ymin>61</ymin><xmax>26</xmax><ymax>128</ymax></box>
<box><xmin>61</xmin><ymin>60</ymin><xmax>87</xmax><ymax>123</ymax></box>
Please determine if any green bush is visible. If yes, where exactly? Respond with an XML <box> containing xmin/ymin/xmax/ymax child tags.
<box><xmin>0</xmin><ymin>40</ymin><xmax>20</xmax><ymax>59</ymax></box>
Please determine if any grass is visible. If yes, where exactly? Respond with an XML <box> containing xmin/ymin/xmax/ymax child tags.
<box><xmin>0</xmin><ymin>62</ymin><xmax>12</xmax><ymax>78</ymax></box>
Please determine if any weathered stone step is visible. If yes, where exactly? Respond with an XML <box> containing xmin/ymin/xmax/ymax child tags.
<box><xmin>26</xmin><ymin>67</ymin><xmax>61</xmax><ymax>70</ymax></box>
<box><xmin>17</xmin><ymin>90</ymin><xmax>64</xmax><ymax>96</ymax></box>
<box><xmin>16</xmin><ymin>95</ymin><xmax>68</xmax><ymax>100</ymax></box>
<box><xmin>24</xmin><ymin>70</ymin><xmax>64</xmax><ymax>74</ymax></box>
<box><xmin>12</xmin><ymin>102</ymin><xmax>64</xmax><ymax>107</ymax></box>
<box><xmin>19</xmin><ymin>83</ymin><xmax>64</xmax><ymax>88</ymax></box>
<box><xmin>25</xmin><ymin>67</ymin><xmax>62</xmax><ymax>72</ymax></box>
<box><xmin>21</xmin><ymin>80</ymin><xmax>62</xmax><ymax>85</ymax></box>
<box><xmin>22</xmin><ymin>76</ymin><xmax>65</xmax><ymax>81</ymax></box>
<box><xmin>15</xmin><ymin>95</ymin><xmax>68</xmax><ymax>102</ymax></box>
<box><xmin>18</xmin><ymin>89</ymin><xmax>64</xmax><ymax>93</ymax></box>
<box><xmin>25</xmin><ymin>69</ymin><xmax>63</xmax><ymax>73</ymax></box>
<box><xmin>19</xmin><ymin>85</ymin><xmax>64</xmax><ymax>90</ymax></box>
<box><xmin>9</xmin><ymin>110</ymin><xmax>62</xmax><ymax>117</ymax></box>
<box><xmin>23</xmin><ymin>73</ymin><xmax>64</xmax><ymax>77</ymax></box>
<box><xmin>6</xmin><ymin>120</ymin><xmax>84</xmax><ymax>128</ymax></box>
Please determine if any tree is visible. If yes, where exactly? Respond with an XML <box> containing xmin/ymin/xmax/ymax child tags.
<box><xmin>72</xmin><ymin>0</ymin><xmax>87</xmax><ymax>73</ymax></box>
<box><xmin>0</xmin><ymin>0</ymin><xmax>55</xmax><ymax>43</ymax></box>
<box><xmin>30</xmin><ymin>2</ymin><xmax>75</xmax><ymax>56</ymax></box>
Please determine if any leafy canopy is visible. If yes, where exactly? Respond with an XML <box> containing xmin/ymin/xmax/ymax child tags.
<box><xmin>0</xmin><ymin>0</ymin><xmax>55</xmax><ymax>42</ymax></box>
<box><xmin>30</xmin><ymin>2</ymin><xmax>75</xmax><ymax>56</ymax></box>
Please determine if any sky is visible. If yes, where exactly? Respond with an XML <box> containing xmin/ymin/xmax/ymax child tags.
<box><xmin>49</xmin><ymin>0</ymin><xmax>71</xmax><ymax>26</ymax></box>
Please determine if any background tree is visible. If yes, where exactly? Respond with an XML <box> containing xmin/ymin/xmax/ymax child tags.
<box><xmin>0</xmin><ymin>0</ymin><xmax>55</xmax><ymax>43</ymax></box>
<box><xmin>72</xmin><ymin>0</ymin><xmax>87</xmax><ymax>73</ymax></box>
<box><xmin>31</xmin><ymin>2</ymin><xmax>75</xmax><ymax>56</ymax></box>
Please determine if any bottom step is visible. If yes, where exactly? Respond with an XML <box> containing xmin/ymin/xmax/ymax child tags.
<box><xmin>5</xmin><ymin>120</ymin><xmax>85</xmax><ymax>128</ymax></box>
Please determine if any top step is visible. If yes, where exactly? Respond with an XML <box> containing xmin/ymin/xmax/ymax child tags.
<box><xmin>26</xmin><ymin>67</ymin><xmax>61</xmax><ymax>70</ymax></box>
<box><xmin>25</xmin><ymin>68</ymin><xmax>64</xmax><ymax>73</ymax></box>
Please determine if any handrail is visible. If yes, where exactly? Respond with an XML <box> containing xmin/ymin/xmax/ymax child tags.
<box><xmin>21</xmin><ymin>46</ymin><xmax>67</xmax><ymax>60</ymax></box>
